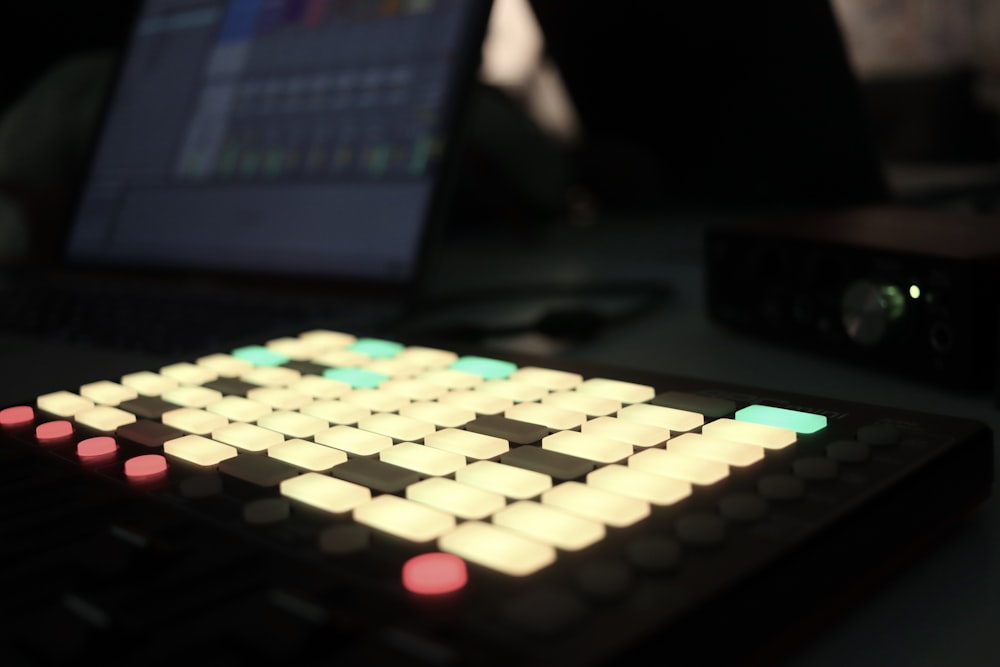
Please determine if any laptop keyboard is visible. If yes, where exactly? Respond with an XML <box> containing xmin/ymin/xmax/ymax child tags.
<box><xmin>0</xmin><ymin>328</ymin><xmax>992</xmax><ymax>665</ymax></box>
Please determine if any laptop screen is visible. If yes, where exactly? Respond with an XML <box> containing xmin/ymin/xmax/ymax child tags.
<box><xmin>65</xmin><ymin>0</ymin><xmax>487</xmax><ymax>285</ymax></box>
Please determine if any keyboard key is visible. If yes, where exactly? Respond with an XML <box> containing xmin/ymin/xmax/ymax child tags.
<box><xmin>402</xmin><ymin>553</ymin><xmax>468</xmax><ymax>596</ymax></box>
<box><xmin>438</xmin><ymin>521</ymin><xmax>556</xmax><ymax>577</ymax></box>
<box><xmin>419</xmin><ymin>368</ymin><xmax>483</xmax><ymax>390</ymax></box>
<box><xmin>587</xmin><ymin>464</ymin><xmax>692</xmax><ymax>506</ymax></box>
<box><xmin>116</xmin><ymin>420</ymin><xmax>186</xmax><ymax>448</ymax></box>
<box><xmin>393</xmin><ymin>346</ymin><xmax>458</xmax><ymax>369</ymax></box>
<box><xmin>701</xmin><ymin>418</ymin><xmax>797</xmax><ymax>450</ymax></box>
<box><xmin>74</xmin><ymin>406</ymin><xmax>137</xmax><ymax>432</ymax></box>
<box><xmin>449</xmin><ymin>355</ymin><xmax>518</xmax><ymax>380</ymax></box>
<box><xmin>323</xmin><ymin>368</ymin><xmax>389</xmax><ymax>390</ymax></box>
<box><xmin>120</xmin><ymin>371</ymin><xmax>179</xmax><ymax>397</ymax></box>
<box><xmin>159</xmin><ymin>362</ymin><xmax>218</xmax><ymax>385</ymax></box>
<box><xmin>340</xmin><ymin>388</ymin><xmax>410</xmax><ymax>412</ymax></box>
<box><xmin>353</xmin><ymin>494</ymin><xmax>455</xmax><ymax>542</ymax></box>
<box><xmin>163</xmin><ymin>434</ymin><xmax>238</xmax><ymax>466</ymax></box>
<box><xmin>212</xmin><ymin>422</ymin><xmax>284</xmax><ymax>452</ymax></box>
<box><xmin>289</xmin><ymin>375</ymin><xmax>352</xmax><ymax>400</ymax></box>
<box><xmin>666</xmin><ymin>432</ymin><xmax>764</xmax><ymax>467</ymax></box>
<box><xmin>405</xmin><ymin>477</ymin><xmax>505</xmax><ymax>520</ymax></box>
<box><xmin>581</xmin><ymin>416</ymin><xmax>670</xmax><ymax>448</ymax></box>
<box><xmin>576</xmin><ymin>378</ymin><xmax>654</xmax><ymax>404</ymax></box>
<box><xmin>437</xmin><ymin>389</ymin><xmax>511</xmax><ymax>415</ymax></box>
<box><xmin>268</xmin><ymin>438</ymin><xmax>347</xmax><ymax>472</ymax></box>
<box><xmin>232</xmin><ymin>345</ymin><xmax>289</xmax><ymax>367</ymax></box>
<box><xmin>476</xmin><ymin>379</ymin><xmax>547</xmax><ymax>403</ymax></box>
<box><xmin>124</xmin><ymin>454</ymin><xmax>168</xmax><ymax>480</ymax></box>
<box><xmin>77</xmin><ymin>436</ymin><xmax>118</xmax><ymax>459</ymax></box>
<box><xmin>455</xmin><ymin>460</ymin><xmax>552</xmax><ymax>499</ymax></box>
<box><xmin>206</xmin><ymin>396</ymin><xmax>272</xmax><ymax>423</ymax></box>
<box><xmin>399</xmin><ymin>401</ymin><xmax>475</xmax><ymax>428</ymax></box>
<box><xmin>218</xmin><ymin>454</ymin><xmax>300</xmax><ymax>487</ymax></box>
<box><xmin>735</xmin><ymin>404</ymin><xmax>827</xmax><ymax>434</ymax></box>
<box><xmin>79</xmin><ymin>381</ymin><xmax>138</xmax><ymax>406</ymax></box>
<box><xmin>329</xmin><ymin>457</ymin><xmax>421</xmax><ymax>494</ymax></box>
<box><xmin>245</xmin><ymin>386</ymin><xmax>312</xmax><ymax>410</ymax></box>
<box><xmin>257</xmin><ymin>411</ymin><xmax>329</xmax><ymax>438</ymax></box>
<box><xmin>37</xmin><ymin>391</ymin><xmax>93</xmax><ymax>417</ymax></box>
<box><xmin>541</xmin><ymin>390</ymin><xmax>620</xmax><ymax>417</ymax></box>
<box><xmin>617</xmin><ymin>403</ymin><xmax>703</xmax><ymax>432</ymax></box>
<box><xmin>161</xmin><ymin>407</ymin><xmax>229</xmax><ymax>435</ymax></box>
<box><xmin>542</xmin><ymin>430</ymin><xmax>633</xmax><ymax>464</ymax></box>
<box><xmin>280</xmin><ymin>472</ymin><xmax>371</xmax><ymax>515</ymax></box>
<box><xmin>348</xmin><ymin>337</ymin><xmax>404</xmax><ymax>359</ymax></box>
<box><xmin>117</xmin><ymin>396</ymin><xmax>178</xmax><ymax>419</ymax></box>
<box><xmin>423</xmin><ymin>428</ymin><xmax>508</xmax><ymax>460</ymax></box>
<box><xmin>500</xmin><ymin>446</ymin><xmax>595</xmax><ymax>481</ymax></box>
<box><xmin>196</xmin><ymin>353</ymin><xmax>254</xmax><ymax>377</ymax></box>
<box><xmin>379</xmin><ymin>378</ymin><xmax>448</xmax><ymax>401</ymax></box>
<box><xmin>364</xmin><ymin>357</ymin><xmax>424</xmax><ymax>379</ymax></box>
<box><xmin>314</xmin><ymin>425</ymin><xmax>393</xmax><ymax>456</ymax></box>
<box><xmin>300</xmin><ymin>399</ymin><xmax>370</xmax><ymax>426</ymax></box>
<box><xmin>509</xmin><ymin>366</ymin><xmax>583</xmax><ymax>390</ymax></box>
<box><xmin>297</xmin><ymin>329</ymin><xmax>356</xmax><ymax>349</ymax></box>
<box><xmin>628</xmin><ymin>449</ymin><xmax>729</xmax><ymax>485</ymax></box>
<box><xmin>358</xmin><ymin>413</ymin><xmax>435</xmax><ymax>442</ymax></box>
<box><xmin>241</xmin><ymin>366</ymin><xmax>302</xmax><ymax>388</ymax></box>
<box><xmin>0</xmin><ymin>405</ymin><xmax>34</xmax><ymax>428</ymax></box>
<box><xmin>36</xmin><ymin>420</ymin><xmax>73</xmax><ymax>443</ymax></box>
<box><xmin>650</xmin><ymin>391</ymin><xmax>736</xmax><ymax>418</ymax></box>
<box><xmin>541</xmin><ymin>481</ymin><xmax>650</xmax><ymax>528</ymax></box>
<box><xmin>161</xmin><ymin>386</ymin><xmax>224</xmax><ymax>408</ymax></box>
<box><xmin>313</xmin><ymin>349</ymin><xmax>371</xmax><ymax>368</ymax></box>
<box><xmin>380</xmin><ymin>442</ymin><xmax>466</xmax><ymax>477</ymax></box>
<box><xmin>504</xmin><ymin>403</ymin><xmax>586</xmax><ymax>431</ymax></box>
<box><xmin>493</xmin><ymin>500</ymin><xmax>604</xmax><ymax>551</ymax></box>
<box><xmin>465</xmin><ymin>414</ymin><xmax>548</xmax><ymax>445</ymax></box>
<box><xmin>265</xmin><ymin>336</ymin><xmax>331</xmax><ymax>360</ymax></box>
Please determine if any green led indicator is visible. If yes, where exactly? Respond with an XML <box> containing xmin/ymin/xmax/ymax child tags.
<box><xmin>348</xmin><ymin>338</ymin><xmax>404</xmax><ymax>359</ymax></box>
<box><xmin>909</xmin><ymin>284</ymin><xmax>921</xmax><ymax>299</ymax></box>
<box><xmin>231</xmin><ymin>345</ymin><xmax>289</xmax><ymax>367</ymax></box>
<box><xmin>323</xmin><ymin>367</ymin><xmax>389</xmax><ymax>389</ymax></box>
<box><xmin>735</xmin><ymin>405</ymin><xmax>827</xmax><ymax>434</ymax></box>
<box><xmin>449</xmin><ymin>356</ymin><xmax>517</xmax><ymax>380</ymax></box>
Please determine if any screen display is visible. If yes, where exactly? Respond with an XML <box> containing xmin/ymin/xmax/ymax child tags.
<box><xmin>66</xmin><ymin>0</ymin><xmax>479</xmax><ymax>283</ymax></box>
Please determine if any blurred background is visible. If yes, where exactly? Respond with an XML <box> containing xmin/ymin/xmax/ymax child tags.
<box><xmin>1</xmin><ymin>0</ymin><xmax>1000</xmax><ymax>263</ymax></box>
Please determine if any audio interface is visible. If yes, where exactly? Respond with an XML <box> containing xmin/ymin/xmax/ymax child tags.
<box><xmin>705</xmin><ymin>205</ymin><xmax>1000</xmax><ymax>391</ymax></box>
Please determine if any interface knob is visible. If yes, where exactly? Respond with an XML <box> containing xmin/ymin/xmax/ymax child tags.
<box><xmin>840</xmin><ymin>280</ymin><xmax>905</xmax><ymax>346</ymax></box>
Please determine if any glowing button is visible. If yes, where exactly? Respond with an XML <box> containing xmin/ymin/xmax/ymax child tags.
<box><xmin>402</xmin><ymin>553</ymin><xmax>468</xmax><ymax>596</ymax></box>
<box><xmin>125</xmin><ymin>454</ymin><xmax>167</xmax><ymax>480</ymax></box>
<box><xmin>35</xmin><ymin>420</ymin><xmax>73</xmax><ymax>442</ymax></box>
<box><xmin>0</xmin><ymin>405</ymin><xmax>34</xmax><ymax>428</ymax></box>
<box><xmin>735</xmin><ymin>405</ymin><xmax>827</xmax><ymax>435</ymax></box>
<box><xmin>77</xmin><ymin>436</ymin><xmax>118</xmax><ymax>458</ymax></box>
<box><xmin>231</xmin><ymin>345</ymin><xmax>289</xmax><ymax>367</ymax></box>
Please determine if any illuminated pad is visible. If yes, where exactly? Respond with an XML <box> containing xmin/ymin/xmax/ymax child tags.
<box><xmin>438</xmin><ymin>521</ymin><xmax>556</xmax><ymax>577</ymax></box>
<box><xmin>701</xmin><ymin>418</ymin><xmax>797</xmax><ymax>450</ymax></box>
<box><xmin>402</xmin><ymin>553</ymin><xmax>468</xmax><ymax>596</ymax></box>
<box><xmin>163</xmin><ymin>434</ymin><xmax>238</xmax><ymax>466</ymax></box>
<box><xmin>449</xmin><ymin>356</ymin><xmax>518</xmax><ymax>380</ymax></box>
<box><xmin>280</xmin><ymin>472</ymin><xmax>371</xmax><ymax>514</ymax></box>
<box><xmin>492</xmin><ymin>501</ymin><xmax>605</xmax><ymax>551</ymax></box>
<box><xmin>231</xmin><ymin>345</ymin><xmax>289</xmax><ymax>367</ymax></box>
<box><xmin>353</xmin><ymin>494</ymin><xmax>455</xmax><ymax>542</ymax></box>
<box><xmin>405</xmin><ymin>477</ymin><xmax>504</xmax><ymax>520</ymax></box>
<box><xmin>0</xmin><ymin>405</ymin><xmax>34</xmax><ymax>428</ymax></box>
<box><xmin>735</xmin><ymin>404</ymin><xmax>828</xmax><ymax>434</ymax></box>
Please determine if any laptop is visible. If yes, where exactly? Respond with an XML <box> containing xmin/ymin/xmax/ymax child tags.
<box><xmin>2</xmin><ymin>0</ymin><xmax>494</xmax><ymax>358</ymax></box>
